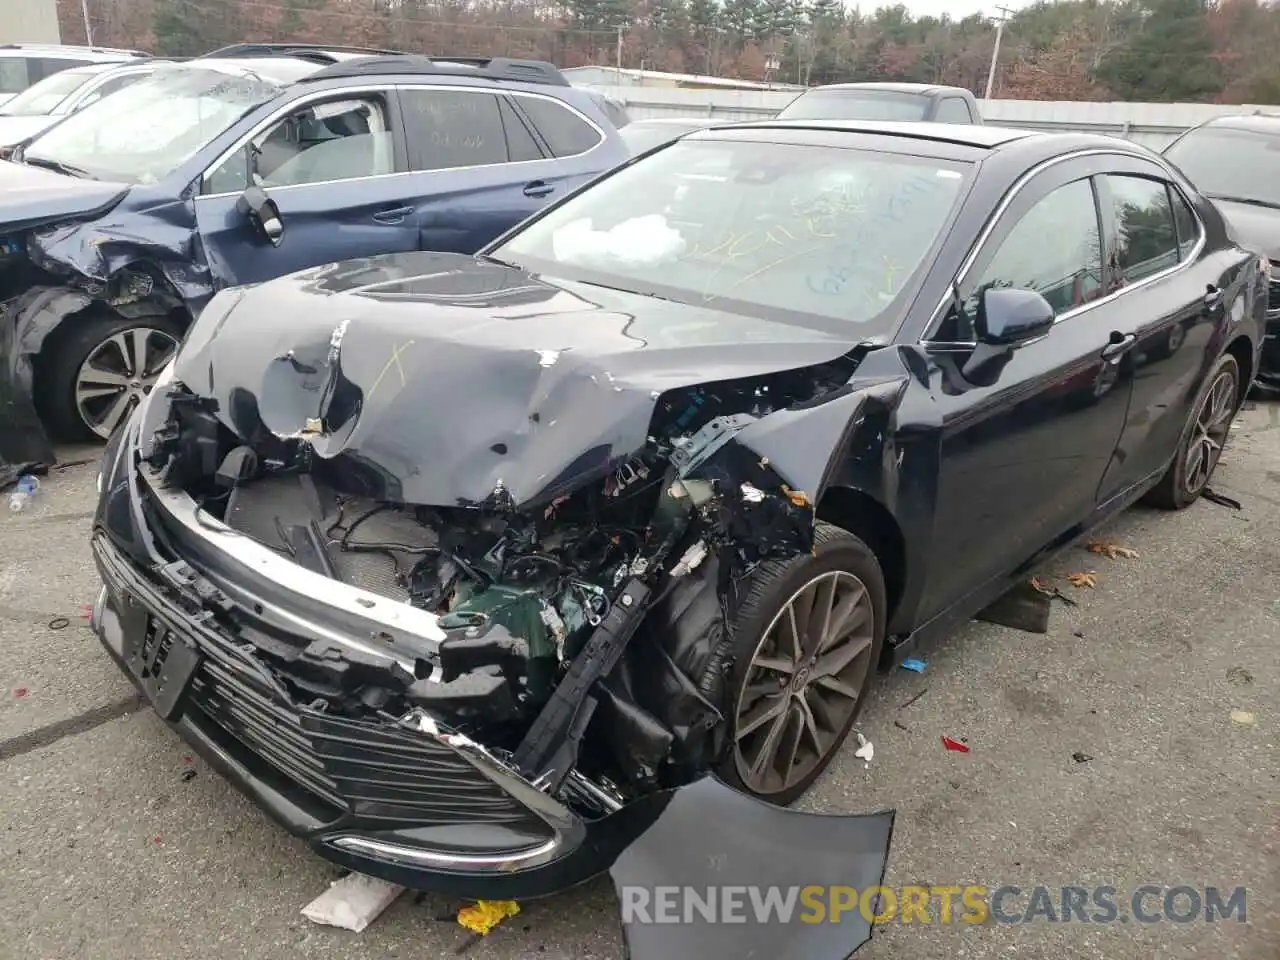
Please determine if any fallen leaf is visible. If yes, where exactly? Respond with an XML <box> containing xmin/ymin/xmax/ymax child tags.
<box><xmin>1087</xmin><ymin>539</ymin><xmax>1139</xmax><ymax>560</ymax></box>
<box><xmin>1226</xmin><ymin>667</ymin><xmax>1253</xmax><ymax>686</ymax></box>
<box><xmin>1067</xmin><ymin>571</ymin><xmax>1098</xmax><ymax>589</ymax></box>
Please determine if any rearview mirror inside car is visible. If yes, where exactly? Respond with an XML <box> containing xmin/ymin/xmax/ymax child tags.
<box><xmin>976</xmin><ymin>286</ymin><xmax>1055</xmax><ymax>346</ymax></box>
<box><xmin>237</xmin><ymin>185</ymin><xmax>285</xmax><ymax>247</ymax></box>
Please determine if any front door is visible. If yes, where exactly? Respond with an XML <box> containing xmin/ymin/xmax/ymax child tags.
<box><xmin>919</xmin><ymin>171</ymin><xmax>1134</xmax><ymax>621</ymax></box>
<box><xmin>193</xmin><ymin>89</ymin><xmax>419</xmax><ymax>288</ymax></box>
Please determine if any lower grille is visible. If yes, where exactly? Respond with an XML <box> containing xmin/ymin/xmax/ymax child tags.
<box><xmin>185</xmin><ymin>648</ymin><xmax>540</xmax><ymax>828</ymax></box>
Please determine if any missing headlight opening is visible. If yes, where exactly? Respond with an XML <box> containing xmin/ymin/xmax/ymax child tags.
<box><xmin>140</xmin><ymin>356</ymin><xmax>854</xmax><ymax>814</ymax></box>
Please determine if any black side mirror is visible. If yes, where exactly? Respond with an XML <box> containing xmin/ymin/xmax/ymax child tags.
<box><xmin>975</xmin><ymin>286</ymin><xmax>1055</xmax><ymax>346</ymax></box>
<box><xmin>237</xmin><ymin>185</ymin><xmax>284</xmax><ymax>247</ymax></box>
<box><xmin>959</xmin><ymin>287</ymin><xmax>1055</xmax><ymax>387</ymax></box>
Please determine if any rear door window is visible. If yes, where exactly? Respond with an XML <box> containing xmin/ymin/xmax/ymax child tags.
<box><xmin>513</xmin><ymin>95</ymin><xmax>602</xmax><ymax>157</ymax></box>
<box><xmin>1102</xmin><ymin>175</ymin><xmax>1179</xmax><ymax>288</ymax></box>
<box><xmin>35</xmin><ymin>58</ymin><xmax>93</xmax><ymax>82</ymax></box>
<box><xmin>1169</xmin><ymin>186</ymin><xmax>1201</xmax><ymax>260</ymax></box>
<box><xmin>934</xmin><ymin>97</ymin><xmax>972</xmax><ymax>123</ymax></box>
<box><xmin>0</xmin><ymin>57</ymin><xmax>31</xmax><ymax>94</ymax></box>
<box><xmin>400</xmin><ymin>89</ymin><xmax>512</xmax><ymax>170</ymax></box>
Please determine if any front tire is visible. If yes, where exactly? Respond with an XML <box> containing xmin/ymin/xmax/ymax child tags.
<box><xmin>38</xmin><ymin>311</ymin><xmax>184</xmax><ymax>442</ymax></box>
<box><xmin>717</xmin><ymin>522</ymin><xmax>886</xmax><ymax>806</ymax></box>
<box><xmin>1144</xmin><ymin>353</ymin><xmax>1240</xmax><ymax>510</ymax></box>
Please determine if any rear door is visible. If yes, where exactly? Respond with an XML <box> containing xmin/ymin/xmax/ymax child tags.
<box><xmin>509</xmin><ymin>91</ymin><xmax>612</xmax><ymax>193</ymax></box>
<box><xmin>1093</xmin><ymin>165</ymin><xmax>1247</xmax><ymax>500</ymax></box>
<box><xmin>919</xmin><ymin>167</ymin><xmax>1133</xmax><ymax>620</ymax></box>
<box><xmin>398</xmin><ymin>86</ymin><xmax>559</xmax><ymax>253</ymax></box>
<box><xmin>193</xmin><ymin>86</ymin><xmax>419</xmax><ymax>287</ymax></box>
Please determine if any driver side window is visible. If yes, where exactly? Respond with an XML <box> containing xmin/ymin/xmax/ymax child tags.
<box><xmin>204</xmin><ymin>94</ymin><xmax>395</xmax><ymax>195</ymax></box>
<box><xmin>952</xmin><ymin>178</ymin><xmax>1103</xmax><ymax>339</ymax></box>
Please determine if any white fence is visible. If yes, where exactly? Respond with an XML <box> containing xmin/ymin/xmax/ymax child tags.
<box><xmin>582</xmin><ymin>84</ymin><xmax>1280</xmax><ymax>149</ymax></box>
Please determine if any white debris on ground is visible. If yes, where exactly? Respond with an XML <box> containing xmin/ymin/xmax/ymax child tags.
<box><xmin>301</xmin><ymin>872</ymin><xmax>405</xmax><ymax>933</ymax></box>
<box><xmin>854</xmin><ymin>731</ymin><xmax>874</xmax><ymax>768</ymax></box>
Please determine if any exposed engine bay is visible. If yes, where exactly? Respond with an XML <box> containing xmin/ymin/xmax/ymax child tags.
<box><xmin>141</xmin><ymin>354</ymin><xmax>861</xmax><ymax>812</ymax></box>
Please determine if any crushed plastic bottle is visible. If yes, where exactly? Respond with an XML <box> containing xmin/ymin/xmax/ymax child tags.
<box><xmin>7</xmin><ymin>475</ymin><xmax>40</xmax><ymax>513</ymax></box>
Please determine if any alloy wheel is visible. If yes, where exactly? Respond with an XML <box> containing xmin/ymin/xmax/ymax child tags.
<box><xmin>74</xmin><ymin>326</ymin><xmax>179</xmax><ymax>440</ymax></box>
<box><xmin>1183</xmin><ymin>367</ymin><xmax>1237</xmax><ymax>495</ymax></box>
<box><xmin>733</xmin><ymin>570</ymin><xmax>876</xmax><ymax>796</ymax></box>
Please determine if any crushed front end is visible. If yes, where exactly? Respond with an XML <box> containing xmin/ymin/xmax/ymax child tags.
<box><xmin>88</xmin><ymin>263</ymin><xmax>901</xmax><ymax>911</ymax></box>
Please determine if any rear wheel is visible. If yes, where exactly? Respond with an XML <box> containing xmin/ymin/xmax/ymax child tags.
<box><xmin>1144</xmin><ymin>353</ymin><xmax>1240</xmax><ymax>510</ymax></box>
<box><xmin>39</xmin><ymin>312</ymin><xmax>184</xmax><ymax>442</ymax></box>
<box><xmin>717</xmin><ymin>523</ymin><xmax>885</xmax><ymax>806</ymax></box>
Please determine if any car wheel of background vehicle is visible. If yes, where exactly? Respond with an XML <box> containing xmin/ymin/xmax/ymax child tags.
<box><xmin>717</xmin><ymin>522</ymin><xmax>886</xmax><ymax>807</ymax></box>
<box><xmin>1143</xmin><ymin>353</ymin><xmax>1240</xmax><ymax>510</ymax></box>
<box><xmin>38</xmin><ymin>311</ymin><xmax>184</xmax><ymax>442</ymax></box>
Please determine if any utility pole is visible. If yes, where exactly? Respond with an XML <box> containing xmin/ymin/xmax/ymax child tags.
<box><xmin>80</xmin><ymin>0</ymin><xmax>94</xmax><ymax>45</ymax></box>
<box><xmin>615</xmin><ymin>25</ymin><xmax>624</xmax><ymax>82</ymax></box>
<box><xmin>984</xmin><ymin>5</ymin><xmax>1014</xmax><ymax>100</ymax></box>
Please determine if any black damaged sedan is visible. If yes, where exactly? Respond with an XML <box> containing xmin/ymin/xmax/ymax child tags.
<box><xmin>91</xmin><ymin>120</ymin><xmax>1265</xmax><ymax>922</ymax></box>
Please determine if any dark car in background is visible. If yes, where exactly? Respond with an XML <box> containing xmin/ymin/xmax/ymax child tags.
<box><xmin>89</xmin><ymin>120</ymin><xmax>1261</xmax><ymax>916</ymax></box>
<box><xmin>1162</xmin><ymin>113</ymin><xmax>1280</xmax><ymax>390</ymax></box>
<box><xmin>0</xmin><ymin>45</ymin><xmax>629</xmax><ymax>474</ymax></box>
<box><xmin>777</xmin><ymin>82</ymin><xmax>983</xmax><ymax>124</ymax></box>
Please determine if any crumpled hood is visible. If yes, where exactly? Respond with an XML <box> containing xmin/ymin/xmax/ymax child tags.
<box><xmin>1216</xmin><ymin>199</ymin><xmax>1280</xmax><ymax>262</ymax></box>
<box><xmin>0</xmin><ymin>159</ymin><xmax>129</xmax><ymax>232</ymax></box>
<box><xmin>171</xmin><ymin>252</ymin><xmax>863</xmax><ymax>507</ymax></box>
<box><xmin>0</xmin><ymin>116</ymin><xmax>58</xmax><ymax>149</ymax></box>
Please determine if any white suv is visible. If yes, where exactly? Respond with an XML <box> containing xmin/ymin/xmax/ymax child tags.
<box><xmin>0</xmin><ymin>43</ymin><xmax>148</xmax><ymax>108</ymax></box>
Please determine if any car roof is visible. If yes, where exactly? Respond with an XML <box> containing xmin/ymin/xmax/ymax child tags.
<box><xmin>51</xmin><ymin>61</ymin><xmax>157</xmax><ymax>78</ymax></box>
<box><xmin>162</xmin><ymin>56</ymin><xmax>326</xmax><ymax>85</ymax></box>
<box><xmin>696</xmin><ymin>118</ymin><xmax>1037</xmax><ymax>149</ymax></box>
<box><xmin>0</xmin><ymin>44</ymin><xmax>148</xmax><ymax>62</ymax></box>
<box><xmin>627</xmin><ymin>117</ymin><xmax>722</xmax><ymax>127</ymax></box>
<box><xmin>1197</xmin><ymin>113</ymin><xmax>1280</xmax><ymax>134</ymax></box>
<box><xmin>802</xmin><ymin>82</ymin><xmax>969</xmax><ymax>96</ymax></box>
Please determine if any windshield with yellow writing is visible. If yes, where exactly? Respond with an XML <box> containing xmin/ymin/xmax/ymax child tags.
<box><xmin>495</xmin><ymin>138</ymin><xmax>970</xmax><ymax>331</ymax></box>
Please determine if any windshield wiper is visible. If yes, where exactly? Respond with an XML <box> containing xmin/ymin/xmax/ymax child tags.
<box><xmin>1206</xmin><ymin>193</ymin><xmax>1280</xmax><ymax>211</ymax></box>
<box><xmin>23</xmin><ymin>155</ymin><xmax>96</xmax><ymax>180</ymax></box>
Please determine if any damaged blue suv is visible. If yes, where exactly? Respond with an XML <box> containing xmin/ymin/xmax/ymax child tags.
<box><xmin>0</xmin><ymin>44</ymin><xmax>628</xmax><ymax>468</ymax></box>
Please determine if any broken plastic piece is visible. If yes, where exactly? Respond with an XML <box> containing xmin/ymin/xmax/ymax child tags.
<box><xmin>456</xmin><ymin>900</ymin><xmax>520</xmax><ymax>936</ymax></box>
<box><xmin>854</xmin><ymin>731</ymin><xmax>874</xmax><ymax>768</ymax></box>
<box><xmin>941</xmin><ymin>736</ymin><xmax>970</xmax><ymax>753</ymax></box>
<box><xmin>739</xmin><ymin>482</ymin><xmax>765</xmax><ymax>503</ymax></box>
<box><xmin>1229</xmin><ymin>709</ymin><xmax>1257</xmax><ymax>726</ymax></box>
<box><xmin>1071</xmin><ymin>751</ymin><xmax>1093</xmax><ymax>763</ymax></box>
<box><xmin>900</xmin><ymin>657</ymin><xmax>927</xmax><ymax>673</ymax></box>
<box><xmin>301</xmin><ymin>872</ymin><xmax>405</xmax><ymax>933</ymax></box>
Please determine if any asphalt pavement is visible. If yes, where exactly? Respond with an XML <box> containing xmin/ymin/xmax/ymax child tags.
<box><xmin>1</xmin><ymin>404</ymin><xmax>1276</xmax><ymax>960</ymax></box>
